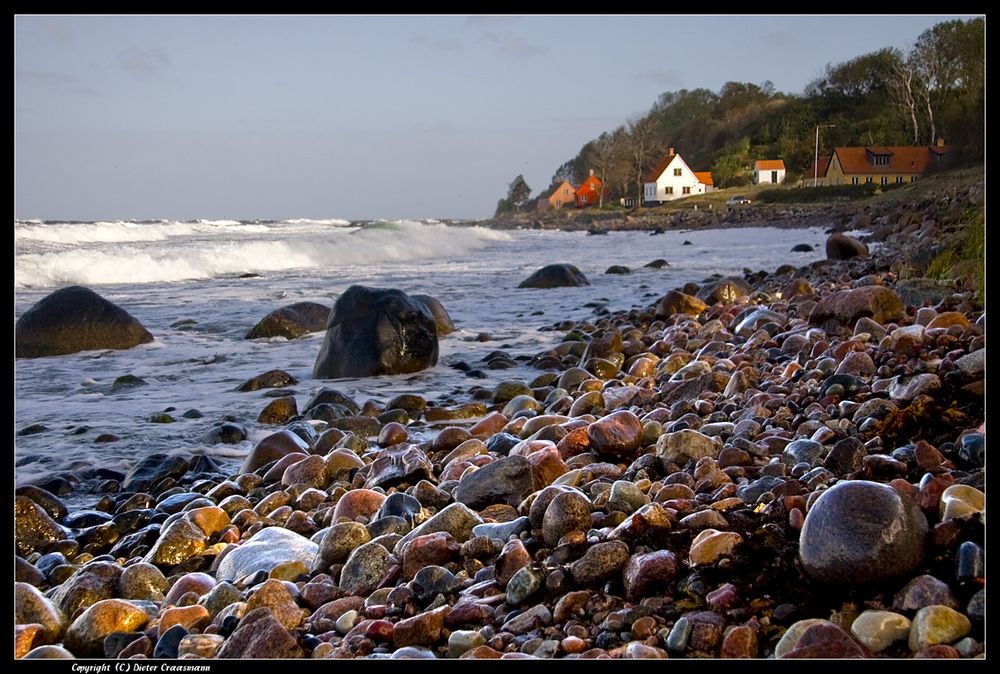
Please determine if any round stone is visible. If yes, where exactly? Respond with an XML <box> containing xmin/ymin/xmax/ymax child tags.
<box><xmin>799</xmin><ymin>480</ymin><xmax>928</xmax><ymax>585</ymax></box>
<box><xmin>909</xmin><ymin>605</ymin><xmax>972</xmax><ymax>652</ymax></box>
<box><xmin>850</xmin><ymin>610</ymin><xmax>911</xmax><ymax>653</ymax></box>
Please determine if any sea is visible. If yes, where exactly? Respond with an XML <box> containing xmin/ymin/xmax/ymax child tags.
<box><xmin>14</xmin><ymin>217</ymin><xmax>835</xmax><ymax>508</ymax></box>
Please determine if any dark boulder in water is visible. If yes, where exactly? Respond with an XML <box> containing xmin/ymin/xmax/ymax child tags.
<box><xmin>605</xmin><ymin>265</ymin><xmax>631</xmax><ymax>275</ymax></box>
<box><xmin>246</xmin><ymin>301</ymin><xmax>330</xmax><ymax>340</ymax></box>
<box><xmin>412</xmin><ymin>294</ymin><xmax>456</xmax><ymax>335</ymax></box>
<box><xmin>791</xmin><ymin>243</ymin><xmax>814</xmax><ymax>252</ymax></box>
<box><xmin>518</xmin><ymin>264</ymin><xmax>590</xmax><ymax>289</ymax></box>
<box><xmin>825</xmin><ymin>233</ymin><xmax>869</xmax><ymax>260</ymax></box>
<box><xmin>313</xmin><ymin>285</ymin><xmax>438</xmax><ymax>379</ymax></box>
<box><xmin>16</xmin><ymin>285</ymin><xmax>154</xmax><ymax>358</ymax></box>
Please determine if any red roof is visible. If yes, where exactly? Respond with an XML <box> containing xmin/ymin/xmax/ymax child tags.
<box><xmin>693</xmin><ymin>171</ymin><xmax>714</xmax><ymax>186</ymax></box>
<box><xmin>644</xmin><ymin>152</ymin><xmax>678</xmax><ymax>183</ymax></box>
<box><xmin>833</xmin><ymin>146</ymin><xmax>943</xmax><ymax>175</ymax></box>
<box><xmin>755</xmin><ymin>160</ymin><xmax>785</xmax><ymax>171</ymax></box>
<box><xmin>804</xmin><ymin>156</ymin><xmax>831</xmax><ymax>180</ymax></box>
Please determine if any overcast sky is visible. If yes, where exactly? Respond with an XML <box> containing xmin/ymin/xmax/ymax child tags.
<box><xmin>15</xmin><ymin>14</ymin><xmax>977</xmax><ymax>221</ymax></box>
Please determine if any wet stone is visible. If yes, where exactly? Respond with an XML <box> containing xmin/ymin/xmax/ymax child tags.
<box><xmin>472</xmin><ymin>516</ymin><xmax>530</xmax><ymax>541</ymax></box>
<box><xmin>64</xmin><ymin>598</ymin><xmax>150</xmax><ymax>657</ymax></box>
<box><xmin>570</xmin><ymin>540</ymin><xmax>629</xmax><ymax>585</ymax></box>
<box><xmin>340</xmin><ymin>541</ymin><xmax>392</xmax><ymax>596</ymax></box>
<box><xmin>122</xmin><ymin>454</ymin><xmax>190</xmax><ymax>493</ymax></box>
<box><xmin>314</xmin><ymin>522</ymin><xmax>371</xmax><ymax>572</ymax></box>
<box><xmin>799</xmin><ymin>479</ymin><xmax>927</xmax><ymax>585</ymax></box>
<box><xmin>153</xmin><ymin>624</ymin><xmax>188</xmax><ymax>658</ymax></box>
<box><xmin>216</xmin><ymin>526</ymin><xmax>319</xmax><ymax>582</ymax></box>
<box><xmin>689</xmin><ymin>529</ymin><xmax>742</xmax><ymax>566</ymax></box>
<box><xmin>118</xmin><ymin>562</ymin><xmax>168</xmax><ymax>601</ymax></box>
<box><xmin>454</xmin><ymin>455</ymin><xmax>533</xmax><ymax>509</ymax></box>
<box><xmin>850</xmin><ymin>610</ymin><xmax>910</xmax><ymax>653</ymax></box>
<box><xmin>908</xmin><ymin>605</ymin><xmax>971</xmax><ymax>652</ymax></box>
<box><xmin>177</xmin><ymin>633</ymin><xmax>225</xmax><ymax>658</ymax></box>
<box><xmin>15</xmin><ymin>582</ymin><xmax>66</xmax><ymax>643</ymax></box>
<box><xmin>506</xmin><ymin>566</ymin><xmax>544</xmax><ymax>605</ymax></box>
<box><xmin>542</xmin><ymin>490</ymin><xmax>592</xmax><ymax>546</ymax></box>
<box><xmin>217</xmin><ymin>607</ymin><xmax>304</xmax><ymax>658</ymax></box>
<box><xmin>780</xmin><ymin>621</ymin><xmax>867</xmax><ymax>658</ymax></box>
<box><xmin>622</xmin><ymin>550</ymin><xmax>678</xmax><ymax>602</ymax></box>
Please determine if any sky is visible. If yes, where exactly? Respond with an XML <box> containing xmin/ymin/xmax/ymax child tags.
<box><xmin>14</xmin><ymin>14</ymin><xmax>979</xmax><ymax>221</ymax></box>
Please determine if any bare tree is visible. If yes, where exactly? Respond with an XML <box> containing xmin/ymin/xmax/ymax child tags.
<box><xmin>591</xmin><ymin>131</ymin><xmax>619</xmax><ymax>208</ymax></box>
<box><xmin>885</xmin><ymin>48</ymin><xmax>923</xmax><ymax>145</ymax></box>
<box><xmin>627</xmin><ymin>115</ymin><xmax>658</xmax><ymax>204</ymax></box>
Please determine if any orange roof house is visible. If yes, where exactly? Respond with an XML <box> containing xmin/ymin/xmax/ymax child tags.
<box><xmin>537</xmin><ymin>180</ymin><xmax>577</xmax><ymax>210</ymax></box>
<box><xmin>693</xmin><ymin>172</ymin><xmax>714</xmax><ymax>187</ymax></box>
<box><xmin>804</xmin><ymin>156</ymin><xmax>832</xmax><ymax>185</ymax></box>
<box><xmin>575</xmin><ymin>171</ymin><xmax>604</xmax><ymax>208</ymax></box>
<box><xmin>814</xmin><ymin>144</ymin><xmax>946</xmax><ymax>187</ymax></box>
<box><xmin>754</xmin><ymin>160</ymin><xmax>786</xmax><ymax>184</ymax></box>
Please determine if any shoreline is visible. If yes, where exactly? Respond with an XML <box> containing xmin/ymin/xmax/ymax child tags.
<box><xmin>15</xmin><ymin>179</ymin><xmax>985</xmax><ymax>660</ymax></box>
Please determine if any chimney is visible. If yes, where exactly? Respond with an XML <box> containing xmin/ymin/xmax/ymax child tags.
<box><xmin>667</xmin><ymin>147</ymin><xmax>675</xmax><ymax>156</ymax></box>
<box><xmin>589</xmin><ymin>169</ymin><xmax>594</xmax><ymax>177</ymax></box>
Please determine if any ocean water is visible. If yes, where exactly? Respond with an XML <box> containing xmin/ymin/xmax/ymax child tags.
<box><xmin>14</xmin><ymin>217</ymin><xmax>834</xmax><ymax>506</ymax></box>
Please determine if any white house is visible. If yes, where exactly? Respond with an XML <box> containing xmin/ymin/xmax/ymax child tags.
<box><xmin>643</xmin><ymin>149</ymin><xmax>713</xmax><ymax>204</ymax></box>
<box><xmin>754</xmin><ymin>159</ymin><xmax>786</xmax><ymax>184</ymax></box>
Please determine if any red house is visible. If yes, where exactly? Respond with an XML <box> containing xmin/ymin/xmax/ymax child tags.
<box><xmin>575</xmin><ymin>170</ymin><xmax>604</xmax><ymax>208</ymax></box>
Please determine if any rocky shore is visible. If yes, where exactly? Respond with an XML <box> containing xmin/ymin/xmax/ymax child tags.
<box><xmin>14</xmin><ymin>182</ymin><xmax>984</xmax><ymax>660</ymax></box>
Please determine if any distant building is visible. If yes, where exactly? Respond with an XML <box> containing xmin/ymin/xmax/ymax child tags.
<box><xmin>754</xmin><ymin>159</ymin><xmax>786</xmax><ymax>184</ymax></box>
<box><xmin>575</xmin><ymin>170</ymin><xmax>604</xmax><ymax>208</ymax></box>
<box><xmin>643</xmin><ymin>148</ymin><xmax>713</xmax><ymax>204</ymax></box>
<box><xmin>807</xmin><ymin>141</ymin><xmax>947</xmax><ymax>187</ymax></box>
<box><xmin>536</xmin><ymin>180</ymin><xmax>577</xmax><ymax>211</ymax></box>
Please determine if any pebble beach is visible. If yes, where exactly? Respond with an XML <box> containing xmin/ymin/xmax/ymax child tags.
<box><xmin>14</xmin><ymin>182</ymin><xmax>985</xmax><ymax>660</ymax></box>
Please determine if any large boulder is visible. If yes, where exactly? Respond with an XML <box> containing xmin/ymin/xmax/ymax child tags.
<box><xmin>313</xmin><ymin>286</ymin><xmax>439</xmax><ymax>379</ymax></box>
<box><xmin>16</xmin><ymin>286</ymin><xmax>154</xmax><ymax>358</ymax></box>
<box><xmin>808</xmin><ymin>286</ymin><xmax>905</xmax><ymax>334</ymax></box>
<box><xmin>246</xmin><ymin>301</ymin><xmax>330</xmax><ymax>340</ymax></box>
<box><xmin>799</xmin><ymin>480</ymin><xmax>927</xmax><ymax>585</ymax></box>
<box><xmin>411</xmin><ymin>294</ymin><xmax>456</xmax><ymax>335</ymax></box>
<box><xmin>826</xmin><ymin>233</ymin><xmax>869</xmax><ymax>260</ymax></box>
<box><xmin>518</xmin><ymin>264</ymin><xmax>590</xmax><ymax>289</ymax></box>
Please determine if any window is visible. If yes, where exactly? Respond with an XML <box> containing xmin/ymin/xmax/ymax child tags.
<box><xmin>665</xmin><ymin>186</ymin><xmax>674</xmax><ymax>195</ymax></box>
<box><xmin>911</xmin><ymin>176</ymin><xmax>917</xmax><ymax>182</ymax></box>
<box><xmin>866</xmin><ymin>176</ymin><xmax>873</xmax><ymax>184</ymax></box>
<box><xmin>682</xmin><ymin>186</ymin><xmax>691</xmax><ymax>194</ymax></box>
<box><xmin>771</xmin><ymin>170</ymin><xmax>778</xmax><ymax>183</ymax></box>
<box><xmin>674</xmin><ymin>168</ymin><xmax>682</xmax><ymax>176</ymax></box>
<box><xmin>852</xmin><ymin>177</ymin><xmax>860</xmax><ymax>185</ymax></box>
<box><xmin>896</xmin><ymin>176</ymin><xmax>904</xmax><ymax>184</ymax></box>
<box><xmin>872</xmin><ymin>154</ymin><xmax>890</xmax><ymax>166</ymax></box>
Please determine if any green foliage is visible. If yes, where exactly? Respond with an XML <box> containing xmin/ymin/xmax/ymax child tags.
<box><xmin>542</xmin><ymin>18</ymin><xmax>983</xmax><ymax>204</ymax></box>
<box><xmin>926</xmin><ymin>205</ymin><xmax>984</xmax><ymax>306</ymax></box>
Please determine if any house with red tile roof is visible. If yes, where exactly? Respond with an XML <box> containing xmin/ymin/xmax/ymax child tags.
<box><xmin>803</xmin><ymin>156</ymin><xmax>832</xmax><ymax>186</ymax></box>
<box><xmin>575</xmin><ymin>171</ymin><xmax>604</xmax><ymax>208</ymax></box>
<box><xmin>643</xmin><ymin>149</ymin><xmax>713</xmax><ymax>204</ymax></box>
<box><xmin>754</xmin><ymin>159</ymin><xmax>786</xmax><ymax>184</ymax></box>
<box><xmin>812</xmin><ymin>142</ymin><xmax>946</xmax><ymax>187</ymax></box>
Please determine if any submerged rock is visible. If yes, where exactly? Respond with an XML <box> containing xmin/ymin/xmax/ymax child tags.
<box><xmin>313</xmin><ymin>285</ymin><xmax>439</xmax><ymax>378</ymax></box>
<box><xmin>16</xmin><ymin>285</ymin><xmax>154</xmax><ymax>358</ymax></box>
<box><xmin>518</xmin><ymin>264</ymin><xmax>590</xmax><ymax>289</ymax></box>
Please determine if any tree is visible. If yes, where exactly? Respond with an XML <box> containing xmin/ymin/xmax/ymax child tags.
<box><xmin>627</xmin><ymin>115</ymin><xmax>658</xmax><ymax>204</ymax></box>
<box><xmin>885</xmin><ymin>48</ymin><xmax>923</xmax><ymax>144</ymax></box>
<box><xmin>591</xmin><ymin>131</ymin><xmax>619</xmax><ymax>208</ymax></box>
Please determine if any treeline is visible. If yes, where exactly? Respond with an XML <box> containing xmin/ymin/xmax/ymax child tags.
<box><xmin>543</xmin><ymin>18</ymin><xmax>983</xmax><ymax>203</ymax></box>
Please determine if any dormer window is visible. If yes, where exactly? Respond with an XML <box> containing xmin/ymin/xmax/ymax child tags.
<box><xmin>872</xmin><ymin>154</ymin><xmax>890</xmax><ymax>166</ymax></box>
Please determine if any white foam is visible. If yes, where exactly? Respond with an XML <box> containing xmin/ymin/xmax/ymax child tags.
<box><xmin>14</xmin><ymin>220</ymin><xmax>512</xmax><ymax>288</ymax></box>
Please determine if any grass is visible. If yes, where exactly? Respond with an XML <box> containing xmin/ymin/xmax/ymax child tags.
<box><xmin>926</xmin><ymin>203</ymin><xmax>985</xmax><ymax>307</ymax></box>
